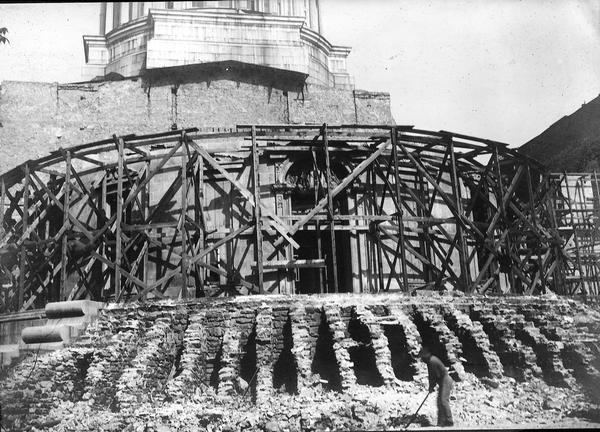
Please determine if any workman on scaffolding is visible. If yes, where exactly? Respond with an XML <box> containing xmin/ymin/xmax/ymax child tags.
<box><xmin>419</xmin><ymin>346</ymin><xmax>454</xmax><ymax>427</ymax></box>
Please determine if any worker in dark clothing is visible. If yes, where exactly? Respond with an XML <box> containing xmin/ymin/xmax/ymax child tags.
<box><xmin>419</xmin><ymin>346</ymin><xmax>454</xmax><ymax>427</ymax></box>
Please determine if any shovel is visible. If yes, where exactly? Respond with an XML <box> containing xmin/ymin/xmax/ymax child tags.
<box><xmin>402</xmin><ymin>391</ymin><xmax>430</xmax><ymax>430</ymax></box>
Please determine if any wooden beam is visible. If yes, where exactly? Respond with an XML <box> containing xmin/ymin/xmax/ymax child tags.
<box><xmin>390</xmin><ymin>128</ymin><xmax>409</xmax><ymax>291</ymax></box>
<box><xmin>59</xmin><ymin>154</ymin><xmax>71</xmax><ymax>301</ymax></box>
<box><xmin>0</xmin><ymin>178</ymin><xmax>5</xmax><ymax>239</ymax></box>
<box><xmin>448</xmin><ymin>136</ymin><xmax>472</xmax><ymax>291</ymax></box>
<box><xmin>323</xmin><ymin>124</ymin><xmax>339</xmax><ymax>293</ymax></box>
<box><xmin>180</xmin><ymin>133</ymin><xmax>189</xmax><ymax>299</ymax></box>
<box><xmin>253</xmin><ymin>259</ymin><xmax>327</xmax><ymax>269</ymax></box>
<box><xmin>251</xmin><ymin>126</ymin><xmax>264</xmax><ymax>293</ymax></box>
<box><xmin>115</xmin><ymin>138</ymin><xmax>124</xmax><ymax>299</ymax></box>
<box><xmin>18</xmin><ymin>165</ymin><xmax>30</xmax><ymax>309</ymax></box>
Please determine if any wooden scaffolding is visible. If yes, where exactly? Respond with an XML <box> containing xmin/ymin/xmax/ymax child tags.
<box><xmin>0</xmin><ymin>125</ymin><xmax>591</xmax><ymax>313</ymax></box>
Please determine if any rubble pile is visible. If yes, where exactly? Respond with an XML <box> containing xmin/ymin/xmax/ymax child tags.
<box><xmin>1</xmin><ymin>294</ymin><xmax>600</xmax><ymax>431</ymax></box>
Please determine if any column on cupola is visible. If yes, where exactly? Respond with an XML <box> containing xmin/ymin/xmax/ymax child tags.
<box><xmin>99</xmin><ymin>2</ymin><xmax>107</xmax><ymax>35</ymax></box>
<box><xmin>312</xmin><ymin>0</ymin><xmax>321</xmax><ymax>32</ymax></box>
<box><xmin>112</xmin><ymin>2</ymin><xmax>121</xmax><ymax>29</ymax></box>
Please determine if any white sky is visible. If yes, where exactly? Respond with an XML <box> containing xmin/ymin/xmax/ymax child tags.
<box><xmin>0</xmin><ymin>1</ymin><xmax>599</xmax><ymax>146</ymax></box>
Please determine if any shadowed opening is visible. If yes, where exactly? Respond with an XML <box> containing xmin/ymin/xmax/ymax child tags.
<box><xmin>348</xmin><ymin>316</ymin><xmax>383</xmax><ymax>386</ymax></box>
<box><xmin>383</xmin><ymin>324</ymin><xmax>418</xmax><ymax>381</ymax></box>
<box><xmin>209</xmin><ymin>342</ymin><xmax>224</xmax><ymax>390</ymax></box>
<box><xmin>240</xmin><ymin>324</ymin><xmax>257</xmax><ymax>400</ymax></box>
<box><xmin>412</xmin><ymin>310</ymin><xmax>450</xmax><ymax>366</ymax></box>
<box><xmin>73</xmin><ymin>350</ymin><xmax>93</xmax><ymax>401</ymax></box>
<box><xmin>443</xmin><ymin>313</ymin><xmax>491</xmax><ymax>378</ymax></box>
<box><xmin>311</xmin><ymin>310</ymin><xmax>342</xmax><ymax>392</ymax></box>
<box><xmin>273</xmin><ymin>315</ymin><xmax>298</xmax><ymax>394</ymax></box>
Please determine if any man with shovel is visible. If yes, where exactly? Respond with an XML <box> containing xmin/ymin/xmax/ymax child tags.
<box><xmin>419</xmin><ymin>346</ymin><xmax>454</xmax><ymax>427</ymax></box>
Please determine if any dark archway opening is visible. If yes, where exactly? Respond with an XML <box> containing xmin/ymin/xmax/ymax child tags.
<box><xmin>209</xmin><ymin>342</ymin><xmax>224</xmax><ymax>390</ymax></box>
<box><xmin>347</xmin><ymin>316</ymin><xmax>384</xmax><ymax>386</ymax></box>
<box><xmin>273</xmin><ymin>315</ymin><xmax>298</xmax><ymax>394</ymax></box>
<box><xmin>452</xmin><ymin>327</ymin><xmax>490</xmax><ymax>378</ymax></box>
<box><xmin>311</xmin><ymin>310</ymin><xmax>342</xmax><ymax>391</ymax></box>
<box><xmin>73</xmin><ymin>350</ymin><xmax>93</xmax><ymax>401</ymax></box>
<box><xmin>412</xmin><ymin>311</ymin><xmax>450</xmax><ymax>365</ymax></box>
<box><xmin>240</xmin><ymin>324</ymin><xmax>257</xmax><ymax>400</ymax></box>
<box><xmin>383</xmin><ymin>324</ymin><xmax>418</xmax><ymax>381</ymax></box>
<box><xmin>443</xmin><ymin>313</ymin><xmax>491</xmax><ymax>378</ymax></box>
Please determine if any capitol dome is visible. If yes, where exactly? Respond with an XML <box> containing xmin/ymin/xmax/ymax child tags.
<box><xmin>83</xmin><ymin>1</ymin><xmax>352</xmax><ymax>88</ymax></box>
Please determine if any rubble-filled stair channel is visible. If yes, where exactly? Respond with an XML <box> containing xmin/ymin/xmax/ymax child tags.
<box><xmin>2</xmin><ymin>294</ymin><xmax>600</xmax><ymax>430</ymax></box>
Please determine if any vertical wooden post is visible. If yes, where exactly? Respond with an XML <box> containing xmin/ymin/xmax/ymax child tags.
<box><xmin>18</xmin><ymin>165</ymin><xmax>30</xmax><ymax>309</ymax></box>
<box><xmin>413</xmin><ymin>171</ymin><xmax>431</xmax><ymax>284</ymax></box>
<box><xmin>142</xmin><ymin>160</ymin><xmax>150</xmax><ymax>294</ymax></box>
<box><xmin>323</xmin><ymin>124</ymin><xmax>339</xmax><ymax>293</ymax></box>
<box><xmin>592</xmin><ymin>170</ymin><xmax>600</xmax><ymax>294</ymax></box>
<box><xmin>391</xmin><ymin>128</ymin><xmax>409</xmax><ymax>292</ymax></box>
<box><xmin>564</xmin><ymin>171</ymin><xmax>585</xmax><ymax>294</ymax></box>
<box><xmin>195</xmin><ymin>152</ymin><xmax>205</xmax><ymax>296</ymax></box>
<box><xmin>0</xmin><ymin>178</ymin><xmax>5</xmax><ymax>238</ymax></box>
<box><xmin>115</xmin><ymin>138</ymin><xmax>124</xmax><ymax>300</ymax></box>
<box><xmin>492</xmin><ymin>144</ymin><xmax>513</xmax><ymax>293</ymax></box>
<box><xmin>312</xmin><ymin>150</ymin><xmax>324</xmax><ymax>293</ymax></box>
<box><xmin>448</xmin><ymin>135</ymin><xmax>471</xmax><ymax>292</ymax></box>
<box><xmin>369</xmin><ymin>167</ymin><xmax>385</xmax><ymax>293</ymax></box>
<box><xmin>180</xmin><ymin>133</ymin><xmax>189</xmax><ymax>299</ymax></box>
<box><xmin>60</xmin><ymin>155</ymin><xmax>71</xmax><ymax>301</ymax></box>
<box><xmin>101</xmin><ymin>173</ymin><xmax>110</xmax><ymax>298</ymax></box>
<box><xmin>251</xmin><ymin>126</ymin><xmax>264</xmax><ymax>294</ymax></box>
<box><xmin>547</xmin><ymin>175</ymin><xmax>564</xmax><ymax>293</ymax></box>
<box><xmin>526</xmin><ymin>165</ymin><xmax>546</xmax><ymax>292</ymax></box>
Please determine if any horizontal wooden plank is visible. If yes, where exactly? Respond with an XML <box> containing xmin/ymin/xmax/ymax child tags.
<box><xmin>252</xmin><ymin>259</ymin><xmax>327</xmax><ymax>269</ymax></box>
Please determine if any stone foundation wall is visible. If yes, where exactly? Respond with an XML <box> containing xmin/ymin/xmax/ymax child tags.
<box><xmin>0</xmin><ymin>79</ymin><xmax>394</xmax><ymax>174</ymax></box>
<box><xmin>2</xmin><ymin>294</ymin><xmax>600</xmax><ymax>430</ymax></box>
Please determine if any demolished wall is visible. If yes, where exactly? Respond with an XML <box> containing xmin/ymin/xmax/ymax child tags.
<box><xmin>2</xmin><ymin>294</ymin><xmax>600</xmax><ymax>431</ymax></box>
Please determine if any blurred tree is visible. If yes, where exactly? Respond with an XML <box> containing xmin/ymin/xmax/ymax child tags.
<box><xmin>0</xmin><ymin>27</ymin><xmax>8</xmax><ymax>44</ymax></box>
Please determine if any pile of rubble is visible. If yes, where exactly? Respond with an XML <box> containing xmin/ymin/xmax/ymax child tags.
<box><xmin>2</xmin><ymin>294</ymin><xmax>600</xmax><ymax>431</ymax></box>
